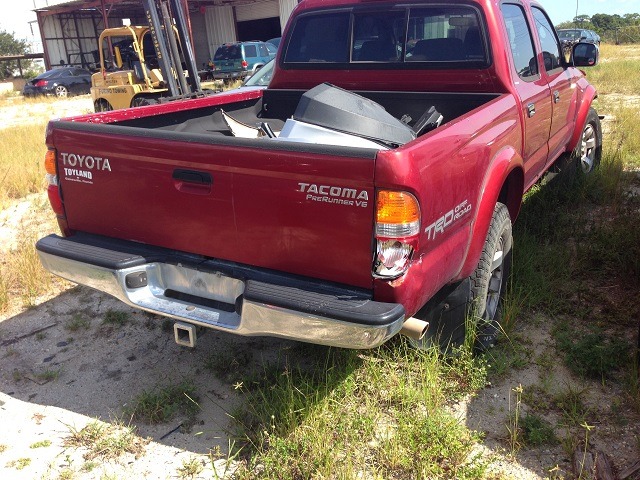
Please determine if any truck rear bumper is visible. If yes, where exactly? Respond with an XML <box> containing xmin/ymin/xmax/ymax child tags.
<box><xmin>36</xmin><ymin>234</ymin><xmax>405</xmax><ymax>349</ymax></box>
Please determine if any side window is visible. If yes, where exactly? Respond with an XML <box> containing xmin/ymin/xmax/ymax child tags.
<box><xmin>259</xmin><ymin>44</ymin><xmax>269</xmax><ymax>57</ymax></box>
<box><xmin>501</xmin><ymin>4</ymin><xmax>538</xmax><ymax>80</ymax></box>
<box><xmin>244</xmin><ymin>45</ymin><xmax>258</xmax><ymax>58</ymax></box>
<box><xmin>532</xmin><ymin>7</ymin><xmax>562</xmax><ymax>72</ymax></box>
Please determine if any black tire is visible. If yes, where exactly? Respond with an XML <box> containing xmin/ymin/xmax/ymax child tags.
<box><xmin>131</xmin><ymin>96</ymin><xmax>159</xmax><ymax>108</ymax></box>
<box><xmin>574</xmin><ymin>107</ymin><xmax>602</xmax><ymax>174</ymax></box>
<box><xmin>408</xmin><ymin>203</ymin><xmax>512</xmax><ymax>352</ymax></box>
<box><xmin>94</xmin><ymin>99</ymin><xmax>113</xmax><ymax>112</ymax></box>
<box><xmin>470</xmin><ymin>202</ymin><xmax>513</xmax><ymax>350</ymax></box>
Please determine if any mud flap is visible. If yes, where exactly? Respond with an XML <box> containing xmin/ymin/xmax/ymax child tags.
<box><xmin>413</xmin><ymin>278</ymin><xmax>470</xmax><ymax>350</ymax></box>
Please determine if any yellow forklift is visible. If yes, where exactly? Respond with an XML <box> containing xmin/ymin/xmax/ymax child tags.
<box><xmin>91</xmin><ymin>0</ymin><xmax>222</xmax><ymax>111</ymax></box>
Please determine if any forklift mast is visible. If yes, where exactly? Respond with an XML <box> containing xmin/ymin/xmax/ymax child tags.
<box><xmin>141</xmin><ymin>0</ymin><xmax>202</xmax><ymax>96</ymax></box>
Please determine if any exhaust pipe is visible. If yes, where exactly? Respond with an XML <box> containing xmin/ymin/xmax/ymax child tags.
<box><xmin>174</xmin><ymin>322</ymin><xmax>197</xmax><ymax>348</ymax></box>
<box><xmin>400</xmin><ymin>317</ymin><xmax>429</xmax><ymax>340</ymax></box>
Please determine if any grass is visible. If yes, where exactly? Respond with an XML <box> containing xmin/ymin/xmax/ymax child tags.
<box><xmin>29</xmin><ymin>439</ymin><xmax>52</xmax><ymax>448</ymax></box>
<box><xmin>125</xmin><ymin>381</ymin><xmax>199</xmax><ymax>425</ymax></box>
<box><xmin>520</xmin><ymin>413</ymin><xmax>557</xmax><ymax>447</ymax></box>
<box><xmin>230</xmin><ymin>341</ymin><xmax>489</xmax><ymax>478</ymax></box>
<box><xmin>5</xmin><ymin>457</ymin><xmax>31</xmax><ymax>470</ymax></box>
<box><xmin>65</xmin><ymin>313</ymin><xmax>91</xmax><ymax>331</ymax></box>
<box><xmin>64</xmin><ymin>419</ymin><xmax>148</xmax><ymax>460</ymax></box>
<box><xmin>102</xmin><ymin>309</ymin><xmax>129</xmax><ymax>326</ymax></box>
<box><xmin>177</xmin><ymin>457</ymin><xmax>204</xmax><ymax>479</ymax></box>
<box><xmin>0</xmin><ymin>221</ymin><xmax>53</xmax><ymax>310</ymax></box>
<box><xmin>35</xmin><ymin>368</ymin><xmax>62</xmax><ymax>382</ymax></box>
<box><xmin>553</xmin><ymin>321</ymin><xmax>631</xmax><ymax>380</ymax></box>
<box><xmin>0</xmin><ymin>122</ymin><xmax>48</xmax><ymax>208</ymax></box>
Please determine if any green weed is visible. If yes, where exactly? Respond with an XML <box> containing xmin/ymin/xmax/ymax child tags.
<box><xmin>64</xmin><ymin>419</ymin><xmax>148</xmax><ymax>460</ymax></box>
<box><xmin>125</xmin><ymin>381</ymin><xmax>199</xmax><ymax>424</ymax></box>
<box><xmin>29</xmin><ymin>439</ymin><xmax>52</xmax><ymax>448</ymax></box>
<box><xmin>6</xmin><ymin>457</ymin><xmax>31</xmax><ymax>470</ymax></box>
<box><xmin>177</xmin><ymin>456</ymin><xmax>204</xmax><ymax>479</ymax></box>
<box><xmin>231</xmin><ymin>340</ymin><xmax>488</xmax><ymax>478</ymax></box>
<box><xmin>204</xmin><ymin>344</ymin><xmax>252</xmax><ymax>381</ymax></box>
<box><xmin>520</xmin><ymin>413</ymin><xmax>557</xmax><ymax>447</ymax></box>
<box><xmin>65</xmin><ymin>313</ymin><xmax>91</xmax><ymax>331</ymax></box>
<box><xmin>35</xmin><ymin>368</ymin><xmax>62</xmax><ymax>382</ymax></box>
<box><xmin>554</xmin><ymin>321</ymin><xmax>631</xmax><ymax>380</ymax></box>
<box><xmin>553</xmin><ymin>385</ymin><xmax>592</xmax><ymax>427</ymax></box>
<box><xmin>102</xmin><ymin>309</ymin><xmax>129</xmax><ymax>326</ymax></box>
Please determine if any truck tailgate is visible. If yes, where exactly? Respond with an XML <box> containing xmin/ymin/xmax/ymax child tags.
<box><xmin>51</xmin><ymin>123</ymin><xmax>377</xmax><ymax>289</ymax></box>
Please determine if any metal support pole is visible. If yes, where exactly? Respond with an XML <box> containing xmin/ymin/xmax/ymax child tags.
<box><xmin>142</xmin><ymin>0</ymin><xmax>180</xmax><ymax>96</ymax></box>
<box><xmin>170</xmin><ymin>0</ymin><xmax>201</xmax><ymax>92</ymax></box>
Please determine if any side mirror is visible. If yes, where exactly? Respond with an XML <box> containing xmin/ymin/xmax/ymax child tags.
<box><xmin>572</xmin><ymin>42</ymin><xmax>598</xmax><ymax>67</ymax></box>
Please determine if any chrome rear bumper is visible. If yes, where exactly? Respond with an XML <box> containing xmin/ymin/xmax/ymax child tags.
<box><xmin>36</xmin><ymin>234</ymin><xmax>405</xmax><ymax>349</ymax></box>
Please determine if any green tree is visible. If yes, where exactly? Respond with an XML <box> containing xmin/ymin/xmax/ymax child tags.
<box><xmin>623</xmin><ymin>13</ymin><xmax>640</xmax><ymax>26</ymax></box>
<box><xmin>573</xmin><ymin>14</ymin><xmax>591</xmax><ymax>26</ymax></box>
<box><xmin>0</xmin><ymin>30</ymin><xmax>30</xmax><ymax>80</ymax></box>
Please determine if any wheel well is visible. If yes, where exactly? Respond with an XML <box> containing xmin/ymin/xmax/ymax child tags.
<box><xmin>497</xmin><ymin>167</ymin><xmax>524</xmax><ymax>222</ymax></box>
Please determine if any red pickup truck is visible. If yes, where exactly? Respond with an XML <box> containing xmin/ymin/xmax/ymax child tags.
<box><xmin>37</xmin><ymin>0</ymin><xmax>601</xmax><ymax>350</ymax></box>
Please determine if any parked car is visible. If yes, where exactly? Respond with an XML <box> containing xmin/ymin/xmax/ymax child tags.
<box><xmin>557</xmin><ymin>28</ymin><xmax>600</xmax><ymax>46</ymax></box>
<box><xmin>22</xmin><ymin>67</ymin><xmax>92</xmax><ymax>98</ymax></box>
<box><xmin>209</xmin><ymin>41</ymin><xmax>276</xmax><ymax>81</ymax></box>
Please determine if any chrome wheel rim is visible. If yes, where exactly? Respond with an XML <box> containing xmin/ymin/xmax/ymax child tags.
<box><xmin>55</xmin><ymin>85</ymin><xmax>67</xmax><ymax>97</ymax></box>
<box><xmin>580</xmin><ymin>123</ymin><xmax>597</xmax><ymax>173</ymax></box>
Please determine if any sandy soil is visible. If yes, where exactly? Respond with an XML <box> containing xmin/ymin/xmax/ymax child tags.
<box><xmin>1</xmin><ymin>95</ymin><xmax>639</xmax><ymax>480</ymax></box>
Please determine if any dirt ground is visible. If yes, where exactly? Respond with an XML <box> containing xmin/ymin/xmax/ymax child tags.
<box><xmin>0</xmin><ymin>95</ymin><xmax>639</xmax><ymax>479</ymax></box>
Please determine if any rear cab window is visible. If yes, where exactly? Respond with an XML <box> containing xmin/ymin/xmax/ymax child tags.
<box><xmin>282</xmin><ymin>4</ymin><xmax>489</xmax><ymax>68</ymax></box>
<box><xmin>214</xmin><ymin>45</ymin><xmax>242</xmax><ymax>61</ymax></box>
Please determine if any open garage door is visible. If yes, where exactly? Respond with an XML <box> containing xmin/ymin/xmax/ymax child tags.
<box><xmin>235</xmin><ymin>0</ymin><xmax>281</xmax><ymax>41</ymax></box>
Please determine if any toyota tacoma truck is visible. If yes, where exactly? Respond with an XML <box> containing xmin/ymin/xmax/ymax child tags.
<box><xmin>36</xmin><ymin>0</ymin><xmax>601</xmax><ymax>350</ymax></box>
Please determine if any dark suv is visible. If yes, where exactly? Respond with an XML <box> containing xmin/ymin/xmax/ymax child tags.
<box><xmin>209</xmin><ymin>41</ymin><xmax>276</xmax><ymax>81</ymax></box>
<box><xmin>557</xmin><ymin>29</ymin><xmax>601</xmax><ymax>46</ymax></box>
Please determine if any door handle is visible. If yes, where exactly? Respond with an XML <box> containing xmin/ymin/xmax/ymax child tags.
<box><xmin>173</xmin><ymin>169</ymin><xmax>212</xmax><ymax>184</ymax></box>
<box><xmin>172</xmin><ymin>169</ymin><xmax>212</xmax><ymax>195</ymax></box>
<box><xmin>527</xmin><ymin>103</ymin><xmax>536</xmax><ymax>118</ymax></box>
<box><xmin>553</xmin><ymin>91</ymin><xmax>560</xmax><ymax>103</ymax></box>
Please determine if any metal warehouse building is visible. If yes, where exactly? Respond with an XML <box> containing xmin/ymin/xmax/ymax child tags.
<box><xmin>33</xmin><ymin>0</ymin><xmax>298</xmax><ymax>70</ymax></box>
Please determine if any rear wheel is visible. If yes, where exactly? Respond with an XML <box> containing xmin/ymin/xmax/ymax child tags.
<box><xmin>54</xmin><ymin>85</ymin><xmax>68</xmax><ymax>98</ymax></box>
<box><xmin>131</xmin><ymin>96</ymin><xmax>159</xmax><ymax>108</ymax></box>
<box><xmin>94</xmin><ymin>99</ymin><xmax>113</xmax><ymax>112</ymax></box>
<box><xmin>470</xmin><ymin>202</ymin><xmax>513</xmax><ymax>350</ymax></box>
<box><xmin>408</xmin><ymin>202</ymin><xmax>512</xmax><ymax>352</ymax></box>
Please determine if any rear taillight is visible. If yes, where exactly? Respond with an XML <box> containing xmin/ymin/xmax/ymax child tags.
<box><xmin>241</xmin><ymin>60</ymin><xmax>248</xmax><ymax>69</ymax></box>
<box><xmin>35</xmin><ymin>80</ymin><xmax>48</xmax><ymax>87</ymax></box>
<box><xmin>44</xmin><ymin>148</ymin><xmax>70</xmax><ymax>235</ymax></box>
<box><xmin>373</xmin><ymin>190</ymin><xmax>420</xmax><ymax>279</ymax></box>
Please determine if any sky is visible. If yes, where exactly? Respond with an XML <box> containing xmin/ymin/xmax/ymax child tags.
<box><xmin>1</xmin><ymin>0</ymin><xmax>639</xmax><ymax>46</ymax></box>
<box><xmin>539</xmin><ymin>0</ymin><xmax>640</xmax><ymax>24</ymax></box>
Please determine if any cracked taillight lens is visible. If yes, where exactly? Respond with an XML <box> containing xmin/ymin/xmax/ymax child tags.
<box><xmin>373</xmin><ymin>190</ymin><xmax>420</xmax><ymax>279</ymax></box>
